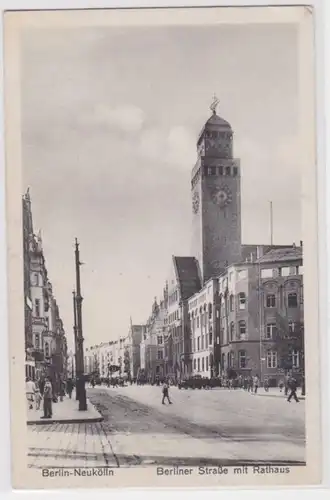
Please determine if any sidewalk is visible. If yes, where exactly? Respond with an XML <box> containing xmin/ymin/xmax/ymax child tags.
<box><xmin>27</xmin><ymin>394</ymin><xmax>103</xmax><ymax>425</ymax></box>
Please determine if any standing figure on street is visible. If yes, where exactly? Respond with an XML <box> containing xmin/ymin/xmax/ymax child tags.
<box><xmin>25</xmin><ymin>377</ymin><xmax>36</xmax><ymax>410</ymax></box>
<box><xmin>59</xmin><ymin>378</ymin><xmax>66</xmax><ymax>402</ymax></box>
<box><xmin>284</xmin><ymin>374</ymin><xmax>290</xmax><ymax>396</ymax></box>
<box><xmin>287</xmin><ymin>376</ymin><xmax>300</xmax><ymax>403</ymax></box>
<box><xmin>42</xmin><ymin>377</ymin><xmax>53</xmax><ymax>419</ymax></box>
<box><xmin>35</xmin><ymin>380</ymin><xmax>42</xmax><ymax>410</ymax></box>
<box><xmin>66</xmin><ymin>379</ymin><xmax>74</xmax><ymax>399</ymax></box>
<box><xmin>253</xmin><ymin>375</ymin><xmax>259</xmax><ymax>394</ymax></box>
<box><xmin>162</xmin><ymin>382</ymin><xmax>172</xmax><ymax>405</ymax></box>
<box><xmin>263</xmin><ymin>377</ymin><xmax>269</xmax><ymax>392</ymax></box>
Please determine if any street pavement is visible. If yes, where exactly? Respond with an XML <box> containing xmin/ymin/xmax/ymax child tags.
<box><xmin>27</xmin><ymin>385</ymin><xmax>305</xmax><ymax>469</ymax></box>
<box><xmin>27</xmin><ymin>394</ymin><xmax>103</xmax><ymax>424</ymax></box>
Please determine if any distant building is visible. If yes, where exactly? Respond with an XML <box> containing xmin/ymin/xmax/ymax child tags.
<box><xmin>127</xmin><ymin>323</ymin><xmax>145</xmax><ymax>379</ymax></box>
<box><xmin>140</xmin><ymin>295</ymin><xmax>167</xmax><ymax>381</ymax></box>
<box><xmin>165</xmin><ymin>256</ymin><xmax>201</xmax><ymax>379</ymax></box>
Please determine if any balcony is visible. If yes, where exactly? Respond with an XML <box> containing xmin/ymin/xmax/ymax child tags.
<box><xmin>32</xmin><ymin>316</ymin><xmax>48</xmax><ymax>327</ymax></box>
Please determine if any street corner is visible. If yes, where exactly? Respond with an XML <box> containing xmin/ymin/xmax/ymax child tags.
<box><xmin>27</xmin><ymin>397</ymin><xmax>104</xmax><ymax>425</ymax></box>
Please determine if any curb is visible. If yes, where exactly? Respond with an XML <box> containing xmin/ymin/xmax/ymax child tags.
<box><xmin>27</xmin><ymin>415</ymin><xmax>104</xmax><ymax>425</ymax></box>
<box><xmin>27</xmin><ymin>399</ymin><xmax>103</xmax><ymax>425</ymax></box>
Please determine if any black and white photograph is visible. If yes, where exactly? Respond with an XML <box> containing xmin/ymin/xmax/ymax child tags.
<box><xmin>4</xmin><ymin>6</ymin><xmax>321</xmax><ymax>489</ymax></box>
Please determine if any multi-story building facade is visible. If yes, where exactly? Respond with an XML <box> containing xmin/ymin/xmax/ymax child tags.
<box><xmin>127</xmin><ymin>323</ymin><xmax>145</xmax><ymax>379</ymax></box>
<box><xmin>140</xmin><ymin>297</ymin><xmax>167</xmax><ymax>381</ymax></box>
<box><xmin>188</xmin><ymin>278</ymin><xmax>220</xmax><ymax>378</ymax></box>
<box><xmin>23</xmin><ymin>189</ymin><xmax>67</xmax><ymax>384</ymax></box>
<box><xmin>188</xmin><ymin>244</ymin><xmax>304</xmax><ymax>383</ymax></box>
<box><xmin>165</xmin><ymin>256</ymin><xmax>201</xmax><ymax>379</ymax></box>
<box><xmin>22</xmin><ymin>190</ymin><xmax>34</xmax><ymax>378</ymax></box>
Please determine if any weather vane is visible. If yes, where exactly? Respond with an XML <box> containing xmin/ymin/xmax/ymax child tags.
<box><xmin>210</xmin><ymin>94</ymin><xmax>220</xmax><ymax>114</ymax></box>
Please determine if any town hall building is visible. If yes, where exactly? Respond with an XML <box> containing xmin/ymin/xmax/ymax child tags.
<box><xmin>163</xmin><ymin>99</ymin><xmax>304</xmax><ymax>382</ymax></box>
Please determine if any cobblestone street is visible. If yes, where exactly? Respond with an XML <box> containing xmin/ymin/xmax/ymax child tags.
<box><xmin>28</xmin><ymin>386</ymin><xmax>305</xmax><ymax>469</ymax></box>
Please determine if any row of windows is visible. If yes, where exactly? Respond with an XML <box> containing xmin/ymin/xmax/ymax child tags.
<box><xmin>203</xmin><ymin>131</ymin><xmax>232</xmax><ymax>140</ymax></box>
<box><xmin>203</xmin><ymin>166</ymin><xmax>237</xmax><ymax>177</ymax></box>
<box><xmin>265</xmin><ymin>292</ymin><xmax>298</xmax><ymax>308</ymax></box>
<box><xmin>261</xmin><ymin>266</ymin><xmax>303</xmax><ymax>279</ymax></box>
<box><xmin>168</xmin><ymin>310</ymin><xmax>180</xmax><ymax>323</ymax></box>
<box><xmin>193</xmin><ymin>332</ymin><xmax>213</xmax><ymax>352</ymax></box>
<box><xmin>193</xmin><ymin>355</ymin><xmax>211</xmax><ymax>372</ymax></box>
<box><xmin>219</xmin><ymin>291</ymin><xmax>300</xmax><ymax>312</ymax></box>
<box><xmin>189</xmin><ymin>304</ymin><xmax>212</xmax><ymax>320</ymax></box>
<box><xmin>221</xmin><ymin>350</ymin><xmax>301</xmax><ymax>369</ymax></box>
<box><xmin>34</xmin><ymin>334</ymin><xmax>51</xmax><ymax>357</ymax></box>
<box><xmin>265</xmin><ymin>321</ymin><xmax>302</xmax><ymax>339</ymax></box>
<box><xmin>190</xmin><ymin>311</ymin><xmax>212</xmax><ymax>333</ymax></box>
<box><xmin>226</xmin><ymin>320</ymin><xmax>247</xmax><ymax>341</ymax></box>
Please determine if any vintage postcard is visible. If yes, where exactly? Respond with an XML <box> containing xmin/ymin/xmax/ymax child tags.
<box><xmin>4</xmin><ymin>5</ymin><xmax>321</xmax><ymax>489</ymax></box>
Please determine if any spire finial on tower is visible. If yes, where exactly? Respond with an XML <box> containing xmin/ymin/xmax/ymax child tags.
<box><xmin>210</xmin><ymin>94</ymin><xmax>219</xmax><ymax>115</ymax></box>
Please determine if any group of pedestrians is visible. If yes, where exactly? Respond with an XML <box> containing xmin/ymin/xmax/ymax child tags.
<box><xmin>25</xmin><ymin>376</ymin><xmax>75</xmax><ymax>419</ymax></box>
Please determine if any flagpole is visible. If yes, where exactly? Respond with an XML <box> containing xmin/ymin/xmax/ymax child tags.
<box><xmin>270</xmin><ymin>201</ymin><xmax>274</xmax><ymax>246</ymax></box>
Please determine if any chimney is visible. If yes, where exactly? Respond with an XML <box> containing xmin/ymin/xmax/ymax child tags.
<box><xmin>300</xmin><ymin>240</ymin><xmax>303</xmax><ymax>248</ymax></box>
<box><xmin>292</xmin><ymin>243</ymin><xmax>296</xmax><ymax>248</ymax></box>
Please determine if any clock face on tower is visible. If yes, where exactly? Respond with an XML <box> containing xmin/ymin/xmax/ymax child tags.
<box><xmin>211</xmin><ymin>185</ymin><xmax>232</xmax><ymax>208</ymax></box>
<box><xmin>192</xmin><ymin>191</ymin><xmax>200</xmax><ymax>214</ymax></box>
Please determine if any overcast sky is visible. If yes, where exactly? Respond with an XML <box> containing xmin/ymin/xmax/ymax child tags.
<box><xmin>21</xmin><ymin>23</ymin><xmax>300</xmax><ymax>349</ymax></box>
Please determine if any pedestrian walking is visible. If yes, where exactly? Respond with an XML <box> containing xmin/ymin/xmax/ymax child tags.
<box><xmin>279</xmin><ymin>379</ymin><xmax>284</xmax><ymax>393</ymax></box>
<box><xmin>263</xmin><ymin>377</ymin><xmax>269</xmax><ymax>392</ymax></box>
<box><xmin>42</xmin><ymin>377</ymin><xmax>53</xmax><ymax>419</ymax></box>
<box><xmin>162</xmin><ymin>382</ymin><xmax>172</xmax><ymax>405</ymax></box>
<box><xmin>253</xmin><ymin>375</ymin><xmax>259</xmax><ymax>394</ymax></box>
<box><xmin>66</xmin><ymin>379</ymin><xmax>74</xmax><ymax>399</ymax></box>
<box><xmin>287</xmin><ymin>376</ymin><xmax>300</xmax><ymax>403</ymax></box>
<box><xmin>25</xmin><ymin>377</ymin><xmax>36</xmax><ymax>410</ymax></box>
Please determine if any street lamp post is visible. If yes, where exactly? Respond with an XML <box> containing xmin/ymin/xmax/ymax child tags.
<box><xmin>72</xmin><ymin>291</ymin><xmax>79</xmax><ymax>401</ymax></box>
<box><xmin>74</xmin><ymin>238</ymin><xmax>87</xmax><ymax>411</ymax></box>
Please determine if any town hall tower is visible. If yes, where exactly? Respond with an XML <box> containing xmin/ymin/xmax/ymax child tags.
<box><xmin>191</xmin><ymin>99</ymin><xmax>242</xmax><ymax>283</ymax></box>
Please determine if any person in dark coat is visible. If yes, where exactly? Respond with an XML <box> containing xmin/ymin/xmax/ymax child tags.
<box><xmin>287</xmin><ymin>376</ymin><xmax>300</xmax><ymax>403</ymax></box>
<box><xmin>162</xmin><ymin>382</ymin><xmax>172</xmax><ymax>405</ymax></box>
<box><xmin>66</xmin><ymin>379</ymin><xmax>74</xmax><ymax>399</ymax></box>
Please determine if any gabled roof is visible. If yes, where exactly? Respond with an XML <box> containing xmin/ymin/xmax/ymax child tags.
<box><xmin>257</xmin><ymin>246</ymin><xmax>303</xmax><ymax>264</ymax></box>
<box><xmin>172</xmin><ymin>256</ymin><xmax>201</xmax><ymax>300</ymax></box>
